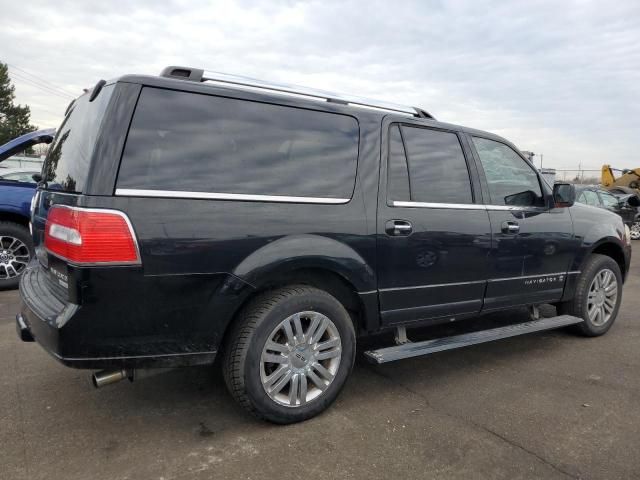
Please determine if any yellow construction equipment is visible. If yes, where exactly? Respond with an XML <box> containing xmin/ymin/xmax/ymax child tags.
<box><xmin>601</xmin><ymin>165</ymin><xmax>640</xmax><ymax>194</ymax></box>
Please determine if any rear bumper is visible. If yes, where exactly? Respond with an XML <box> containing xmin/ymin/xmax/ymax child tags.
<box><xmin>18</xmin><ymin>264</ymin><xmax>219</xmax><ymax>369</ymax></box>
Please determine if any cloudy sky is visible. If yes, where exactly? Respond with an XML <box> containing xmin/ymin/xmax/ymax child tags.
<box><xmin>2</xmin><ymin>0</ymin><xmax>638</xmax><ymax>170</ymax></box>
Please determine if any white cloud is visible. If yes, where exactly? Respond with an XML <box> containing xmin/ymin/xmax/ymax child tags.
<box><xmin>2</xmin><ymin>0</ymin><xmax>638</xmax><ymax>169</ymax></box>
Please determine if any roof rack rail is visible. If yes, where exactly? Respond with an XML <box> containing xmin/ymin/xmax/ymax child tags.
<box><xmin>159</xmin><ymin>66</ymin><xmax>435</xmax><ymax>120</ymax></box>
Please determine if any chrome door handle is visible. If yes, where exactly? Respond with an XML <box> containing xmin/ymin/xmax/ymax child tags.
<box><xmin>386</xmin><ymin>220</ymin><xmax>413</xmax><ymax>236</ymax></box>
<box><xmin>501</xmin><ymin>221</ymin><xmax>520</xmax><ymax>234</ymax></box>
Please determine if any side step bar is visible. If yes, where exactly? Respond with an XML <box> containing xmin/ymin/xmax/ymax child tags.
<box><xmin>364</xmin><ymin>315</ymin><xmax>583</xmax><ymax>364</ymax></box>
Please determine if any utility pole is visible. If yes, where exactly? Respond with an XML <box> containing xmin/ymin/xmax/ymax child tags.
<box><xmin>540</xmin><ymin>153</ymin><xmax>543</xmax><ymax>169</ymax></box>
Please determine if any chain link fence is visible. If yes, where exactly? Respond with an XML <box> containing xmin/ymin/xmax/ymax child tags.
<box><xmin>553</xmin><ymin>169</ymin><xmax>601</xmax><ymax>185</ymax></box>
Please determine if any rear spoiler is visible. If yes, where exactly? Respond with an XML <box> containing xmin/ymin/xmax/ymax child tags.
<box><xmin>0</xmin><ymin>128</ymin><xmax>56</xmax><ymax>161</ymax></box>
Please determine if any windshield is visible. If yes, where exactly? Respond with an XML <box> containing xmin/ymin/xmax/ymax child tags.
<box><xmin>43</xmin><ymin>85</ymin><xmax>114</xmax><ymax>193</ymax></box>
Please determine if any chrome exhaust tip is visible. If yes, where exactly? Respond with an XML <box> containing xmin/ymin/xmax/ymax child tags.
<box><xmin>91</xmin><ymin>369</ymin><xmax>134</xmax><ymax>388</ymax></box>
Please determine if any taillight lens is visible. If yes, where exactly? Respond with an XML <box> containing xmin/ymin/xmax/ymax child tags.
<box><xmin>45</xmin><ymin>206</ymin><xmax>141</xmax><ymax>265</ymax></box>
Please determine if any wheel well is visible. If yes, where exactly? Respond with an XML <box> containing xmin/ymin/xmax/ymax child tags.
<box><xmin>591</xmin><ymin>242</ymin><xmax>626</xmax><ymax>278</ymax></box>
<box><xmin>237</xmin><ymin>268</ymin><xmax>364</xmax><ymax>332</ymax></box>
<box><xmin>0</xmin><ymin>212</ymin><xmax>29</xmax><ymax>228</ymax></box>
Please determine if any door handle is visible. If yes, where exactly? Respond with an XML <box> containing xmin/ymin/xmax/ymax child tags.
<box><xmin>501</xmin><ymin>221</ymin><xmax>520</xmax><ymax>234</ymax></box>
<box><xmin>386</xmin><ymin>220</ymin><xmax>413</xmax><ymax>236</ymax></box>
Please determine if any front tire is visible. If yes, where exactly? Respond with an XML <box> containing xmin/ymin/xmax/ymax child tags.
<box><xmin>559</xmin><ymin>254</ymin><xmax>622</xmax><ymax>336</ymax></box>
<box><xmin>222</xmin><ymin>285</ymin><xmax>356</xmax><ymax>424</ymax></box>
<box><xmin>0</xmin><ymin>222</ymin><xmax>34</xmax><ymax>290</ymax></box>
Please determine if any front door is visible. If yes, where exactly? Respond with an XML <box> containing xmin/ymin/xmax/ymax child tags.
<box><xmin>376</xmin><ymin>121</ymin><xmax>492</xmax><ymax>326</ymax></box>
<box><xmin>468</xmin><ymin>135</ymin><xmax>575</xmax><ymax>310</ymax></box>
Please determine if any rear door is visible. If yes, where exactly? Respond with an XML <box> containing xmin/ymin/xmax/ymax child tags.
<box><xmin>468</xmin><ymin>135</ymin><xmax>574</xmax><ymax>310</ymax></box>
<box><xmin>376</xmin><ymin>120</ymin><xmax>491</xmax><ymax>326</ymax></box>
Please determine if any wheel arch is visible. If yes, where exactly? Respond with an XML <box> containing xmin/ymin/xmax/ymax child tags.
<box><xmin>232</xmin><ymin>234</ymin><xmax>376</xmax><ymax>292</ymax></box>
<box><xmin>562</xmin><ymin>237</ymin><xmax>628</xmax><ymax>303</ymax></box>
<box><xmin>0</xmin><ymin>211</ymin><xmax>30</xmax><ymax>228</ymax></box>
<box><xmin>589</xmin><ymin>240</ymin><xmax>627</xmax><ymax>279</ymax></box>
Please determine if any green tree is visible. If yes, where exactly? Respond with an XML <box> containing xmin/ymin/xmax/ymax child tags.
<box><xmin>0</xmin><ymin>61</ymin><xmax>37</xmax><ymax>146</ymax></box>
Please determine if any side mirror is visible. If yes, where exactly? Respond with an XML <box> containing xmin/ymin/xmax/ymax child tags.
<box><xmin>553</xmin><ymin>183</ymin><xmax>575</xmax><ymax>208</ymax></box>
<box><xmin>32</xmin><ymin>173</ymin><xmax>42</xmax><ymax>183</ymax></box>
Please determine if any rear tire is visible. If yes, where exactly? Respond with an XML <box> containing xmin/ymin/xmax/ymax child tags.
<box><xmin>559</xmin><ymin>254</ymin><xmax>622</xmax><ymax>336</ymax></box>
<box><xmin>222</xmin><ymin>285</ymin><xmax>356</xmax><ymax>424</ymax></box>
<box><xmin>0</xmin><ymin>222</ymin><xmax>33</xmax><ymax>290</ymax></box>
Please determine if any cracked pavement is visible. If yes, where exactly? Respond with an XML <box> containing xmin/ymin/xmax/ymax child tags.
<box><xmin>2</xmin><ymin>256</ymin><xmax>640</xmax><ymax>479</ymax></box>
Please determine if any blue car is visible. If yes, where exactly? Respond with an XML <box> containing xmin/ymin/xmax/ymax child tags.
<box><xmin>0</xmin><ymin>129</ymin><xmax>55</xmax><ymax>288</ymax></box>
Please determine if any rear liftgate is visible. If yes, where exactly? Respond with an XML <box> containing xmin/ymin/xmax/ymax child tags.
<box><xmin>364</xmin><ymin>308</ymin><xmax>583</xmax><ymax>364</ymax></box>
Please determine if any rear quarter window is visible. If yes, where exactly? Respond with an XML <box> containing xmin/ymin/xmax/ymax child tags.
<box><xmin>117</xmin><ymin>88</ymin><xmax>360</xmax><ymax>201</ymax></box>
<box><xmin>44</xmin><ymin>85</ymin><xmax>114</xmax><ymax>193</ymax></box>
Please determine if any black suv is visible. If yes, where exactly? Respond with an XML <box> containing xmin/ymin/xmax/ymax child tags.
<box><xmin>17</xmin><ymin>67</ymin><xmax>631</xmax><ymax>423</ymax></box>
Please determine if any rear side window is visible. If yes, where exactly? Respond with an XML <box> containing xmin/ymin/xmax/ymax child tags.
<box><xmin>578</xmin><ymin>190</ymin><xmax>600</xmax><ymax>206</ymax></box>
<box><xmin>117</xmin><ymin>88</ymin><xmax>359</xmax><ymax>200</ymax></box>
<box><xmin>44</xmin><ymin>85</ymin><xmax>114</xmax><ymax>193</ymax></box>
<box><xmin>388</xmin><ymin>125</ymin><xmax>473</xmax><ymax>204</ymax></box>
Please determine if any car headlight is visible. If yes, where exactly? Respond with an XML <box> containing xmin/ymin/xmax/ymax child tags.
<box><xmin>624</xmin><ymin>224</ymin><xmax>631</xmax><ymax>246</ymax></box>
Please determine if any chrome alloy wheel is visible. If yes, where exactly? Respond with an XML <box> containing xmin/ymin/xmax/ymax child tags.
<box><xmin>260</xmin><ymin>311</ymin><xmax>342</xmax><ymax>407</ymax></box>
<box><xmin>631</xmin><ymin>221</ymin><xmax>640</xmax><ymax>240</ymax></box>
<box><xmin>0</xmin><ymin>236</ymin><xmax>29</xmax><ymax>279</ymax></box>
<box><xmin>587</xmin><ymin>269</ymin><xmax>618</xmax><ymax>327</ymax></box>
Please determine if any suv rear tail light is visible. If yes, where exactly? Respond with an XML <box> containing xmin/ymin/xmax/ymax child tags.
<box><xmin>45</xmin><ymin>206</ymin><xmax>141</xmax><ymax>265</ymax></box>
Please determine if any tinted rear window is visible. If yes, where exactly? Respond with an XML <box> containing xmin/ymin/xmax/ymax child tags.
<box><xmin>117</xmin><ymin>87</ymin><xmax>359</xmax><ymax>200</ymax></box>
<box><xmin>400</xmin><ymin>126</ymin><xmax>473</xmax><ymax>204</ymax></box>
<box><xmin>43</xmin><ymin>85</ymin><xmax>114</xmax><ymax>193</ymax></box>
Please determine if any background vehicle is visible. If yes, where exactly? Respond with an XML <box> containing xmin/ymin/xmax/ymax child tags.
<box><xmin>17</xmin><ymin>68</ymin><xmax>631</xmax><ymax>423</ymax></box>
<box><xmin>0</xmin><ymin>129</ymin><xmax>54</xmax><ymax>288</ymax></box>
<box><xmin>575</xmin><ymin>184</ymin><xmax>640</xmax><ymax>231</ymax></box>
<box><xmin>0</xmin><ymin>168</ymin><xmax>40</xmax><ymax>183</ymax></box>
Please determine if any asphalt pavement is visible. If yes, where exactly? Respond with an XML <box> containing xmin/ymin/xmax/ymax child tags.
<box><xmin>2</xmin><ymin>256</ymin><xmax>639</xmax><ymax>480</ymax></box>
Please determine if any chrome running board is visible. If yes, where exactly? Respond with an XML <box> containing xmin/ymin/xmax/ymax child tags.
<box><xmin>364</xmin><ymin>315</ymin><xmax>583</xmax><ymax>364</ymax></box>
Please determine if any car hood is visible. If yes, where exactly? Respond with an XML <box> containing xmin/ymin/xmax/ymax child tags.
<box><xmin>0</xmin><ymin>128</ymin><xmax>56</xmax><ymax>161</ymax></box>
<box><xmin>571</xmin><ymin>200</ymin><xmax>622</xmax><ymax>223</ymax></box>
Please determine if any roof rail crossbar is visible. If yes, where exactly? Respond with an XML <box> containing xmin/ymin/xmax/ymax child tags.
<box><xmin>159</xmin><ymin>66</ymin><xmax>435</xmax><ymax>119</ymax></box>
<box><xmin>160</xmin><ymin>66</ymin><xmax>204</xmax><ymax>82</ymax></box>
<box><xmin>414</xmin><ymin>108</ymin><xmax>435</xmax><ymax>119</ymax></box>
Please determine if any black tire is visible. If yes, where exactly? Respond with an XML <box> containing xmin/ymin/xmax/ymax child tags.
<box><xmin>222</xmin><ymin>285</ymin><xmax>356</xmax><ymax>424</ymax></box>
<box><xmin>0</xmin><ymin>222</ymin><xmax>34</xmax><ymax>290</ymax></box>
<box><xmin>558</xmin><ymin>254</ymin><xmax>622</xmax><ymax>336</ymax></box>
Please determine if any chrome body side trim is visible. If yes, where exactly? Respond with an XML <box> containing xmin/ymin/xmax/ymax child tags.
<box><xmin>392</xmin><ymin>201</ymin><xmax>485</xmax><ymax>210</ymax></box>
<box><xmin>115</xmin><ymin>189</ymin><xmax>350</xmax><ymax>205</ymax></box>
<box><xmin>381</xmin><ymin>272</ymin><xmax>572</xmax><ymax>292</ymax></box>
<box><xmin>392</xmin><ymin>200</ymin><xmax>542</xmax><ymax>212</ymax></box>
<box><xmin>485</xmin><ymin>204</ymin><xmax>543</xmax><ymax>212</ymax></box>
<box><xmin>379</xmin><ymin>279</ymin><xmax>486</xmax><ymax>292</ymax></box>
<box><xmin>487</xmin><ymin>272</ymin><xmax>568</xmax><ymax>282</ymax></box>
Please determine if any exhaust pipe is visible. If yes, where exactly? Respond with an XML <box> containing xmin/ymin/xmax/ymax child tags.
<box><xmin>91</xmin><ymin>369</ymin><xmax>134</xmax><ymax>388</ymax></box>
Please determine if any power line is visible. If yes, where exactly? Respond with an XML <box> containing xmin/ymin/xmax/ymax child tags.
<box><xmin>10</xmin><ymin>71</ymin><xmax>75</xmax><ymax>100</ymax></box>
<box><xmin>9</xmin><ymin>72</ymin><xmax>75</xmax><ymax>101</ymax></box>
<box><xmin>7</xmin><ymin>63</ymin><xmax>77</xmax><ymax>97</ymax></box>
